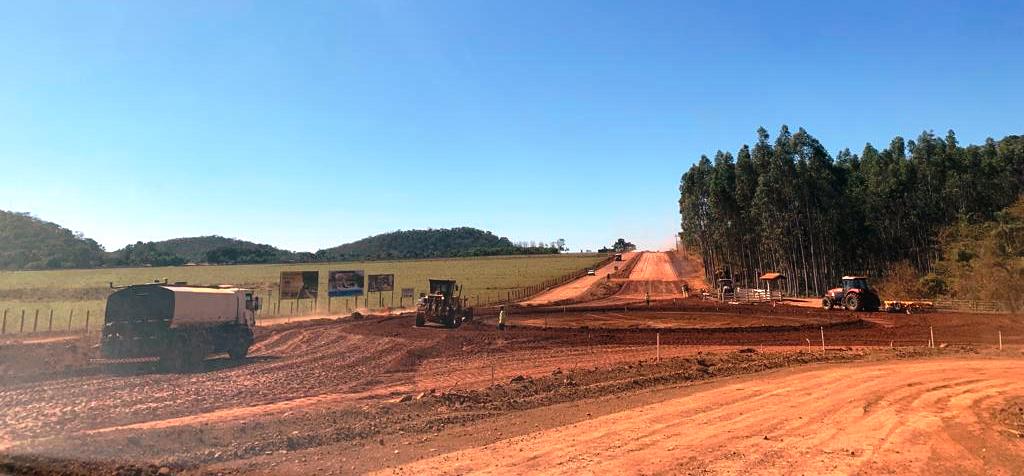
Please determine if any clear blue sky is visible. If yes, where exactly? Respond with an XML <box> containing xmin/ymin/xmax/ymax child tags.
<box><xmin>2</xmin><ymin>1</ymin><xmax>1022</xmax><ymax>252</ymax></box>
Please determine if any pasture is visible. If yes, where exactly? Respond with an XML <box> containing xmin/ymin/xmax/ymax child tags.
<box><xmin>0</xmin><ymin>253</ymin><xmax>604</xmax><ymax>334</ymax></box>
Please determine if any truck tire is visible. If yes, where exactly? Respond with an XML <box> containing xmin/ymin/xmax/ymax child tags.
<box><xmin>162</xmin><ymin>333</ymin><xmax>206</xmax><ymax>372</ymax></box>
<box><xmin>227</xmin><ymin>340</ymin><xmax>250</xmax><ymax>360</ymax></box>
<box><xmin>159</xmin><ymin>345</ymin><xmax>187</xmax><ymax>373</ymax></box>
<box><xmin>415</xmin><ymin>313</ymin><xmax>425</xmax><ymax>327</ymax></box>
<box><xmin>844</xmin><ymin>293</ymin><xmax>861</xmax><ymax>312</ymax></box>
<box><xmin>822</xmin><ymin>298</ymin><xmax>833</xmax><ymax>310</ymax></box>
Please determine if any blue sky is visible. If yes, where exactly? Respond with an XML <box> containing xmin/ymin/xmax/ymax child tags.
<box><xmin>1</xmin><ymin>1</ymin><xmax>1022</xmax><ymax>252</ymax></box>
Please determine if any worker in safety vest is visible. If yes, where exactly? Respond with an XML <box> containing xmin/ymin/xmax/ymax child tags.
<box><xmin>497</xmin><ymin>305</ymin><xmax>507</xmax><ymax>330</ymax></box>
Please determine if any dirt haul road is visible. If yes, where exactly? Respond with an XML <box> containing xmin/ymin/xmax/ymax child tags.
<box><xmin>520</xmin><ymin>252</ymin><xmax>636</xmax><ymax>305</ymax></box>
<box><xmin>385</xmin><ymin>358</ymin><xmax>1024</xmax><ymax>475</ymax></box>
<box><xmin>523</xmin><ymin>251</ymin><xmax>692</xmax><ymax>308</ymax></box>
<box><xmin>1</xmin><ymin>307</ymin><xmax>1022</xmax><ymax>474</ymax></box>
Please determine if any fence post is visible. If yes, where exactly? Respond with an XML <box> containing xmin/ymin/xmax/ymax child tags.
<box><xmin>656</xmin><ymin>333</ymin><xmax>660</xmax><ymax>363</ymax></box>
<box><xmin>20</xmin><ymin>309</ymin><xmax>25</xmax><ymax>333</ymax></box>
<box><xmin>48</xmin><ymin>309</ymin><xmax>54</xmax><ymax>332</ymax></box>
<box><xmin>85</xmin><ymin>310</ymin><xmax>90</xmax><ymax>334</ymax></box>
<box><xmin>33</xmin><ymin>309</ymin><xmax>39</xmax><ymax>333</ymax></box>
<box><xmin>68</xmin><ymin>309</ymin><xmax>74</xmax><ymax>331</ymax></box>
<box><xmin>1</xmin><ymin>309</ymin><xmax>6</xmax><ymax>335</ymax></box>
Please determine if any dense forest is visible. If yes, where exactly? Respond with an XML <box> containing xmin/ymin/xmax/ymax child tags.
<box><xmin>679</xmin><ymin>126</ymin><xmax>1024</xmax><ymax>297</ymax></box>
<box><xmin>315</xmin><ymin>227</ymin><xmax>559</xmax><ymax>261</ymax></box>
<box><xmin>0</xmin><ymin>215</ymin><xmax>562</xmax><ymax>270</ymax></box>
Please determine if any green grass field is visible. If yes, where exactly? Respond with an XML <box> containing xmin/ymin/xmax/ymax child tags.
<box><xmin>0</xmin><ymin>254</ymin><xmax>604</xmax><ymax>334</ymax></box>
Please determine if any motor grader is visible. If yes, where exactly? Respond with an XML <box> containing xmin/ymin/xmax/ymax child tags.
<box><xmin>415</xmin><ymin>279</ymin><xmax>473</xmax><ymax>328</ymax></box>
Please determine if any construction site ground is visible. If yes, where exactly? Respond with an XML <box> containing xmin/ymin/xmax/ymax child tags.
<box><xmin>1</xmin><ymin>252</ymin><xmax>1022</xmax><ymax>475</ymax></box>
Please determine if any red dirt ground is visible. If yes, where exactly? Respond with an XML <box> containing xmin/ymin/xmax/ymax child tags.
<box><xmin>2</xmin><ymin>251</ymin><xmax>1022</xmax><ymax>474</ymax></box>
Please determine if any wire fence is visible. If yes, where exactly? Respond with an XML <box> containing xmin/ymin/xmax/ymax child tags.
<box><xmin>0</xmin><ymin>307</ymin><xmax>99</xmax><ymax>336</ymax></box>
<box><xmin>0</xmin><ymin>256</ymin><xmax>616</xmax><ymax>337</ymax></box>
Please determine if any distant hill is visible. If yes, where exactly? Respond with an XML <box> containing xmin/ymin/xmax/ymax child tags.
<box><xmin>315</xmin><ymin>227</ymin><xmax>557</xmax><ymax>261</ymax></box>
<box><xmin>109</xmin><ymin>236</ymin><xmax>307</xmax><ymax>266</ymax></box>
<box><xmin>0</xmin><ymin>211</ymin><xmax>107</xmax><ymax>270</ymax></box>
<box><xmin>0</xmin><ymin>212</ymin><xmax>557</xmax><ymax>270</ymax></box>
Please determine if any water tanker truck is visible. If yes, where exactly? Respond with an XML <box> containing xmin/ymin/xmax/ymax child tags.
<box><xmin>101</xmin><ymin>283</ymin><xmax>260</xmax><ymax>371</ymax></box>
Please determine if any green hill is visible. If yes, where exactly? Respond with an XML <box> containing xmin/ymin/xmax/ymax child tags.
<box><xmin>315</xmin><ymin>227</ymin><xmax>557</xmax><ymax>261</ymax></box>
<box><xmin>0</xmin><ymin>210</ymin><xmax>107</xmax><ymax>270</ymax></box>
<box><xmin>0</xmin><ymin>214</ymin><xmax>556</xmax><ymax>270</ymax></box>
<box><xmin>109</xmin><ymin>236</ymin><xmax>305</xmax><ymax>266</ymax></box>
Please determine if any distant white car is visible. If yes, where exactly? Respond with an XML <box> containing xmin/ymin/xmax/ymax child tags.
<box><xmin>586</xmin><ymin>269</ymin><xmax>596</xmax><ymax>276</ymax></box>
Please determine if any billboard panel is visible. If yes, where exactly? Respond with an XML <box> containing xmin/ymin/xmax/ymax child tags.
<box><xmin>401</xmin><ymin>287</ymin><xmax>415</xmax><ymax>298</ymax></box>
<box><xmin>328</xmin><ymin>270</ymin><xmax>364</xmax><ymax>297</ymax></box>
<box><xmin>280</xmin><ymin>271</ymin><xmax>319</xmax><ymax>299</ymax></box>
<box><xmin>368</xmin><ymin>274</ymin><xmax>395</xmax><ymax>293</ymax></box>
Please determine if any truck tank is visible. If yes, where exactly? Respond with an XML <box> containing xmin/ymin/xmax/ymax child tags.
<box><xmin>101</xmin><ymin>284</ymin><xmax>257</xmax><ymax>369</ymax></box>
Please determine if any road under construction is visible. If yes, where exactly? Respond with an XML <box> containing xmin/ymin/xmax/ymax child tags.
<box><xmin>1</xmin><ymin>252</ymin><xmax>1022</xmax><ymax>475</ymax></box>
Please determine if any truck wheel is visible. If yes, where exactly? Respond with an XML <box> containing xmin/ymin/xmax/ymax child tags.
<box><xmin>184</xmin><ymin>349</ymin><xmax>205</xmax><ymax>370</ymax></box>
<box><xmin>228</xmin><ymin>340</ymin><xmax>250</xmax><ymax>360</ymax></box>
<box><xmin>159</xmin><ymin>347</ymin><xmax>187</xmax><ymax>373</ymax></box>
<box><xmin>415</xmin><ymin>313</ymin><xmax>425</xmax><ymax>327</ymax></box>
<box><xmin>822</xmin><ymin>298</ymin><xmax>833</xmax><ymax>310</ymax></box>
<box><xmin>844</xmin><ymin>294</ymin><xmax>861</xmax><ymax>312</ymax></box>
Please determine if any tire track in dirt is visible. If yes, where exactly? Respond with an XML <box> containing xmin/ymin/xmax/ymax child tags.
<box><xmin>383</xmin><ymin>358</ymin><xmax>1024</xmax><ymax>475</ymax></box>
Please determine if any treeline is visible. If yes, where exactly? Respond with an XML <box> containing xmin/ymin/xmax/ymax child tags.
<box><xmin>0</xmin><ymin>210</ymin><xmax>107</xmax><ymax>269</ymax></box>
<box><xmin>109</xmin><ymin>236</ymin><xmax>305</xmax><ymax>267</ymax></box>
<box><xmin>315</xmin><ymin>227</ymin><xmax>559</xmax><ymax>261</ymax></box>
<box><xmin>0</xmin><ymin>218</ymin><xmax>563</xmax><ymax>270</ymax></box>
<box><xmin>679</xmin><ymin>126</ymin><xmax>1024</xmax><ymax>296</ymax></box>
<box><xmin>929</xmin><ymin>198</ymin><xmax>1023</xmax><ymax>309</ymax></box>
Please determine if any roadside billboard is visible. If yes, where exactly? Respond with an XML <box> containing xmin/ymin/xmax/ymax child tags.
<box><xmin>401</xmin><ymin>287</ymin><xmax>415</xmax><ymax>298</ymax></box>
<box><xmin>328</xmin><ymin>270</ymin><xmax>364</xmax><ymax>297</ymax></box>
<box><xmin>280</xmin><ymin>271</ymin><xmax>319</xmax><ymax>299</ymax></box>
<box><xmin>368</xmin><ymin>274</ymin><xmax>395</xmax><ymax>293</ymax></box>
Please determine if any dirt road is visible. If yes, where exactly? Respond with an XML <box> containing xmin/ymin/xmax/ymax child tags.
<box><xmin>385</xmin><ymin>358</ymin><xmax>1024</xmax><ymax>475</ymax></box>
<box><xmin>522</xmin><ymin>251</ymin><xmax>689</xmax><ymax>308</ymax></box>
<box><xmin>520</xmin><ymin>253</ymin><xmax>635</xmax><ymax>305</ymax></box>
<box><xmin>3</xmin><ymin>295</ymin><xmax>1023</xmax><ymax>474</ymax></box>
<box><xmin>628</xmin><ymin>251</ymin><xmax>679</xmax><ymax>281</ymax></box>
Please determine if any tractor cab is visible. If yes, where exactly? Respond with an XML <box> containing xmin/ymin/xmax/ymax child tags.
<box><xmin>842</xmin><ymin>276</ymin><xmax>870</xmax><ymax>293</ymax></box>
<box><xmin>716</xmin><ymin>278</ymin><xmax>735</xmax><ymax>300</ymax></box>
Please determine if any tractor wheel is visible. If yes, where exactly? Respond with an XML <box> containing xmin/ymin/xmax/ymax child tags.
<box><xmin>844</xmin><ymin>293</ymin><xmax>861</xmax><ymax>312</ymax></box>
<box><xmin>822</xmin><ymin>298</ymin><xmax>833</xmax><ymax>311</ymax></box>
<box><xmin>415</xmin><ymin>313</ymin><xmax>425</xmax><ymax>327</ymax></box>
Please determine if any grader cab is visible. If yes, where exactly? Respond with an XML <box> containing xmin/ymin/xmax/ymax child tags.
<box><xmin>415</xmin><ymin>279</ymin><xmax>473</xmax><ymax>328</ymax></box>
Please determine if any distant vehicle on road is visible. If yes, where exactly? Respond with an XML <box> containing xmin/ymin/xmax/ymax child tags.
<box><xmin>614</xmin><ymin>253</ymin><xmax>623</xmax><ymax>261</ymax></box>
<box><xmin>586</xmin><ymin>269</ymin><xmax>596</xmax><ymax>276</ymax></box>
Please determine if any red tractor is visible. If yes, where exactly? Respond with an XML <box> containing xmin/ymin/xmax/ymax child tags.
<box><xmin>822</xmin><ymin>276</ymin><xmax>880</xmax><ymax>312</ymax></box>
